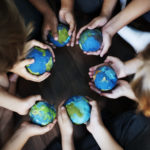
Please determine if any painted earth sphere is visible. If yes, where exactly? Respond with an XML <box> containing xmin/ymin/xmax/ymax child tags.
<box><xmin>93</xmin><ymin>65</ymin><xmax>118</xmax><ymax>91</ymax></box>
<box><xmin>48</xmin><ymin>24</ymin><xmax>71</xmax><ymax>47</ymax></box>
<box><xmin>64</xmin><ymin>96</ymin><xmax>91</xmax><ymax>125</ymax></box>
<box><xmin>29</xmin><ymin>101</ymin><xmax>56</xmax><ymax>126</ymax></box>
<box><xmin>26</xmin><ymin>46</ymin><xmax>53</xmax><ymax>75</ymax></box>
<box><xmin>79</xmin><ymin>29</ymin><xmax>102</xmax><ymax>52</ymax></box>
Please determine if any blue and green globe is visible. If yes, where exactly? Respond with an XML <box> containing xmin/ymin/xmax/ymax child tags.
<box><xmin>29</xmin><ymin>101</ymin><xmax>56</xmax><ymax>126</ymax></box>
<box><xmin>79</xmin><ymin>29</ymin><xmax>102</xmax><ymax>52</ymax></box>
<box><xmin>64</xmin><ymin>96</ymin><xmax>91</xmax><ymax>125</ymax></box>
<box><xmin>93</xmin><ymin>65</ymin><xmax>118</xmax><ymax>91</ymax></box>
<box><xmin>48</xmin><ymin>24</ymin><xmax>71</xmax><ymax>47</ymax></box>
<box><xmin>26</xmin><ymin>46</ymin><xmax>53</xmax><ymax>75</ymax></box>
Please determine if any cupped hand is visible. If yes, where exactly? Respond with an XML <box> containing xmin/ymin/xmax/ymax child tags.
<box><xmin>59</xmin><ymin>8</ymin><xmax>76</xmax><ymax>47</ymax></box>
<box><xmin>10</xmin><ymin>40</ymin><xmax>55</xmax><ymax>82</ymax></box>
<box><xmin>104</xmin><ymin>56</ymin><xmax>126</xmax><ymax>78</ymax></box>
<box><xmin>42</xmin><ymin>12</ymin><xmax>58</xmax><ymax>47</ymax></box>
<box><xmin>86</xmin><ymin>98</ymin><xmax>104</xmax><ymax>133</ymax></box>
<box><xmin>76</xmin><ymin>16</ymin><xmax>108</xmax><ymax>56</ymax></box>
<box><xmin>17</xmin><ymin>95</ymin><xmax>42</xmax><ymax>115</ymax></box>
<box><xmin>21</xmin><ymin>120</ymin><xmax>57</xmax><ymax>137</ymax></box>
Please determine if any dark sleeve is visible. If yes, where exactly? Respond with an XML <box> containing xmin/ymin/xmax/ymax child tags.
<box><xmin>107</xmin><ymin>111</ymin><xmax>150</xmax><ymax>150</ymax></box>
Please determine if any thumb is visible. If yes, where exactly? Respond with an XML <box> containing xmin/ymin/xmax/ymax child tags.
<box><xmin>27</xmin><ymin>95</ymin><xmax>42</xmax><ymax>107</ymax></box>
<box><xmin>23</xmin><ymin>59</ymin><xmax>34</xmax><ymax>66</ymax></box>
<box><xmin>88</xmin><ymin>22</ymin><xmax>98</xmax><ymax>30</ymax></box>
<box><xmin>52</xmin><ymin>25</ymin><xmax>58</xmax><ymax>41</ymax></box>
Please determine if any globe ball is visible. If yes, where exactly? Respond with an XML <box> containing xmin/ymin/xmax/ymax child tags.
<box><xmin>79</xmin><ymin>29</ymin><xmax>102</xmax><ymax>52</ymax></box>
<box><xmin>93</xmin><ymin>65</ymin><xmax>118</xmax><ymax>91</ymax></box>
<box><xmin>48</xmin><ymin>24</ymin><xmax>71</xmax><ymax>47</ymax></box>
<box><xmin>26</xmin><ymin>46</ymin><xmax>53</xmax><ymax>75</ymax></box>
<box><xmin>29</xmin><ymin>101</ymin><xmax>56</xmax><ymax>126</ymax></box>
<box><xmin>64</xmin><ymin>96</ymin><xmax>91</xmax><ymax>125</ymax></box>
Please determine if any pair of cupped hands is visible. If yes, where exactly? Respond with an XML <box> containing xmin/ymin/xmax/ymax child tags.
<box><xmin>18</xmin><ymin>97</ymin><xmax>104</xmax><ymax>140</ymax></box>
<box><xmin>43</xmin><ymin>8</ymin><xmax>112</xmax><ymax>56</ymax></box>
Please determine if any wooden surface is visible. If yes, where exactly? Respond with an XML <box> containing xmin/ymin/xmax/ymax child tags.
<box><xmin>0</xmin><ymin>35</ymin><xmax>136</xmax><ymax>150</ymax></box>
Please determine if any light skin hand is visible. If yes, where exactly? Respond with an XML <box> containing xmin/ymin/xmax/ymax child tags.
<box><xmin>42</xmin><ymin>11</ymin><xmax>58</xmax><ymax>48</ymax></box>
<box><xmin>10</xmin><ymin>40</ymin><xmax>55</xmax><ymax>82</ymax></box>
<box><xmin>58</xmin><ymin>101</ymin><xmax>75</xmax><ymax>150</ymax></box>
<box><xmin>2</xmin><ymin>121</ymin><xmax>56</xmax><ymax>150</ymax></box>
<box><xmin>76</xmin><ymin>16</ymin><xmax>108</xmax><ymax>56</ymax></box>
<box><xmin>86</xmin><ymin>99</ymin><xmax>123</xmax><ymax>150</ymax></box>
<box><xmin>86</xmin><ymin>99</ymin><xmax>104</xmax><ymax>134</ymax></box>
<box><xmin>59</xmin><ymin>8</ymin><xmax>76</xmax><ymax>47</ymax></box>
<box><xmin>104</xmin><ymin>56</ymin><xmax>126</xmax><ymax>78</ymax></box>
<box><xmin>17</xmin><ymin>95</ymin><xmax>43</xmax><ymax>115</ymax></box>
<box><xmin>58</xmin><ymin>101</ymin><xmax>73</xmax><ymax>136</ymax></box>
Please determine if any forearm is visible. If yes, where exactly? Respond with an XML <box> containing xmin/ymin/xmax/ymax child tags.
<box><xmin>61</xmin><ymin>134</ymin><xmax>75</xmax><ymax>150</ymax></box>
<box><xmin>91</xmin><ymin>125</ymin><xmax>123</xmax><ymax>150</ymax></box>
<box><xmin>0</xmin><ymin>88</ymin><xmax>21</xmax><ymax>113</ymax></box>
<box><xmin>2</xmin><ymin>128</ymin><xmax>29</xmax><ymax>150</ymax></box>
<box><xmin>28</xmin><ymin>0</ymin><xmax>54</xmax><ymax>15</ymax></box>
<box><xmin>100</xmin><ymin>0</ymin><xmax>117</xmax><ymax>19</ymax></box>
<box><xmin>103</xmin><ymin>0</ymin><xmax>150</xmax><ymax>36</ymax></box>
<box><xmin>124</xmin><ymin>57</ymin><xmax>143</xmax><ymax>76</ymax></box>
<box><xmin>61</xmin><ymin>0</ymin><xmax>74</xmax><ymax>11</ymax></box>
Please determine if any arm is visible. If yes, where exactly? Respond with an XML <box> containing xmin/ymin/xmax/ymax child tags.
<box><xmin>58</xmin><ymin>101</ymin><xmax>75</xmax><ymax>150</ymax></box>
<box><xmin>103</xmin><ymin>0</ymin><xmax>150</xmax><ymax>37</ymax></box>
<box><xmin>28</xmin><ymin>0</ymin><xmax>58</xmax><ymax>41</ymax></box>
<box><xmin>87</xmin><ymin>100</ymin><xmax>123</xmax><ymax>150</ymax></box>
<box><xmin>0</xmin><ymin>88</ymin><xmax>42</xmax><ymax>115</ymax></box>
<box><xmin>76</xmin><ymin>0</ymin><xmax>117</xmax><ymax>55</ymax></box>
<box><xmin>2</xmin><ymin>121</ymin><xmax>56</xmax><ymax>150</ymax></box>
<box><xmin>59</xmin><ymin>0</ymin><xmax>76</xmax><ymax>46</ymax></box>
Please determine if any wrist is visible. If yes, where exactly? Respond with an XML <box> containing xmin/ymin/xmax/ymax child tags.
<box><xmin>102</xmin><ymin>22</ymin><xmax>116</xmax><ymax>38</ymax></box>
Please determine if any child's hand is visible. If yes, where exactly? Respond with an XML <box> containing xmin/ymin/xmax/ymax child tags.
<box><xmin>58</xmin><ymin>101</ymin><xmax>73</xmax><ymax>136</ymax></box>
<box><xmin>104</xmin><ymin>56</ymin><xmax>126</xmax><ymax>78</ymax></box>
<box><xmin>17</xmin><ymin>95</ymin><xmax>42</xmax><ymax>115</ymax></box>
<box><xmin>76</xmin><ymin>16</ymin><xmax>108</xmax><ymax>56</ymax></box>
<box><xmin>42</xmin><ymin>11</ymin><xmax>58</xmax><ymax>47</ymax></box>
<box><xmin>86</xmin><ymin>99</ymin><xmax>104</xmax><ymax>134</ymax></box>
<box><xmin>20</xmin><ymin>120</ymin><xmax>57</xmax><ymax>138</ymax></box>
<box><xmin>59</xmin><ymin>8</ymin><xmax>76</xmax><ymax>47</ymax></box>
<box><xmin>10</xmin><ymin>40</ymin><xmax>55</xmax><ymax>82</ymax></box>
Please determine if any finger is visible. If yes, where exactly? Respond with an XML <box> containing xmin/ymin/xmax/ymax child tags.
<box><xmin>31</xmin><ymin>40</ymin><xmax>48</xmax><ymax>49</ymax></box>
<box><xmin>70</xmin><ymin>26</ymin><xmax>76</xmax><ymax>47</ymax></box>
<box><xmin>100</xmin><ymin>35</ymin><xmax>111</xmax><ymax>57</ymax></box>
<box><xmin>88</xmin><ymin>20</ymin><xmax>99</xmax><ymax>30</ymax></box>
<box><xmin>68</xmin><ymin>21</ymin><xmax>75</xmax><ymax>36</ymax></box>
<box><xmin>22</xmin><ymin>59</ymin><xmax>34</xmax><ymax>66</ymax></box>
<box><xmin>104</xmin><ymin>56</ymin><xmax>117</xmax><ymax>63</ymax></box>
<box><xmin>43</xmin><ymin>29</ymin><xmax>50</xmax><ymax>42</ymax></box>
<box><xmin>76</xmin><ymin>25</ymin><xmax>88</xmax><ymax>44</ymax></box>
<box><xmin>36</xmin><ymin>72</ymin><xmax>51</xmax><ymax>82</ymax></box>
<box><xmin>84</xmin><ymin>50</ymin><xmax>101</xmax><ymax>56</ymax></box>
<box><xmin>51</xmin><ymin>25</ymin><xmax>58</xmax><ymax>41</ymax></box>
<box><xmin>100</xmin><ymin>92</ymin><xmax>113</xmax><ymax>98</ymax></box>
<box><xmin>89</xmin><ymin>64</ymin><xmax>102</xmax><ymax>72</ymax></box>
<box><xmin>89</xmin><ymin>84</ymin><xmax>101</xmax><ymax>95</ymax></box>
<box><xmin>61</xmin><ymin>107</ymin><xmax>70</xmax><ymax>122</ymax></box>
<box><xmin>45</xmin><ymin>45</ymin><xmax>55</xmax><ymax>62</ymax></box>
<box><xmin>58</xmin><ymin>100</ymin><xmax>66</xmax><ymax>109</ymax></box>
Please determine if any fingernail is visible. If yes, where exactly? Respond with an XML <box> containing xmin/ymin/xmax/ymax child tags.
<box><xmin>54</xmin><ymin>37</ymin><xmax>58</xmax><ymax>41</ymax></box>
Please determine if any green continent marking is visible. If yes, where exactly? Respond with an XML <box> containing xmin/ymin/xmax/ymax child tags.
<box><xmin>26</xmin><ymin>66</ymin><xmax>40</xmax><ymax>75</ymax></box>
<box><xmin>46</xmin><ymin>57</ymin><xmax>53</xmax><ymax>71</ymax></box>
<box><xmin>66</xmin><ymin>103</ymin><xmax>83</xmax><ymax>118</ymax></box>
<box><xmin>79</xmin><ymin>31</ymin><xmax>93</xmax><ymax>45</ymax></box>
<box><xmin>58</xmin><ymin>28</ymin><xmax>69</xmax><ymax>44</ymax></box>
<box><xmin>35</xmin><ymin>46</ymin><xmax>46</xmax><ymax>56</ymax></box>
